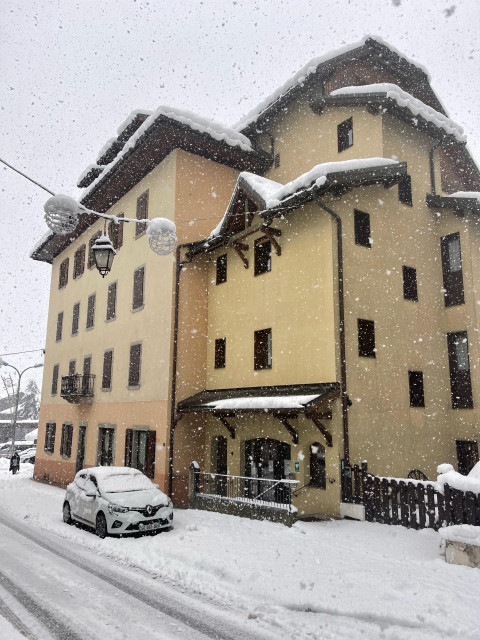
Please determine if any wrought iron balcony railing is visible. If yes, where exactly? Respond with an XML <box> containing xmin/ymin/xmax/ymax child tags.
<box><xmin>60</xmin><ymin>374</ymin><xmax>95</xmax><ymax>403</ymax></box>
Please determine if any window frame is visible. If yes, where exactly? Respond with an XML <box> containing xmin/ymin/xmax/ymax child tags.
<box><xmin>337</xmin><ymin>117</ymin><xmax>353</xmax><ymax>152</ymax></box>
<box><xmin>309</xmin><ymin>442</ymin><xmax>326</xmax><ymax>489</ymax></box>
<box><xmin>44</xmin><ymin>422</ymin><xmax>56</xmax><ymax>453</ymax></box>
<box><xmin>408</xmin><ymin>370</ymin><xmax>425</xmax><ymax>408</ymax></box>
<box><xmin>106</xmin><ymin>281</ymin><xmax>117</xmax><ymax>322</ymax></box>
<box><xmin>128</xmin><ymin>342</ymin><xmax>142</xmax><ymax>388</ymax></box>
<box><xmin>254</xmin><ymin>328</ymin><xmax>272</xmax><ymax>370</ymax></box>
<box><xmin>216</xmin><ymin>254</ymin><xmax>227</xmax><ymax>285</ymax></box>
<box><xmin>447</xmin><ymin>331</ymin><xmax>473</xmax><ymax>409</ymax></box>
<box><xmin>354</xmin><ymin>209</ymin><xmax>371</xmax><ymax>248</ymax></box>
<box><xmin>136</xmin><ymin>191</ymin><xmax>148</xmax><ymax>238</ymax></box>
<box><xmin>441</xmin><ymin>232</ymin><xmax>465</xmax><ymax>307</ymax></box>
<box><xmin>254</xmin><ymin>237</ymin><xmax>272</xmax><ymax>277</ymax></box>
<box><xmin>402</xmin><ymin>266</ymin><xmax>418</xmax><ymax>302</ymax></box>
<box><xmin>214</xmin><ymin>338</ymin><xmax>226</xmax><ymax>369</ymax></box>
<box><xmin>102</xmin><ymin>349</ymin><xmax>114</xmax><ymax>391</ymax></box>
<box><xmin>132</xmin><ymin>266</ymin><xmax>145</xmax><ymax>311</ymax></box>
<box><xmin>358</xmin><ymin>319</ymin><xmax>376</xmax><ymax>358</ymax></box>
<box><xmin>125</xmin><ymin>428</ymin><xmax>156</xmax><ymax>478</ymax></box>
<box><xmin>60</xmin><ymin>423</ymin><xmax>74</xmax><ymax>458</ymax></box>
<box><xmin>398</xmin><ymin>175</ymin><xmax>413</xmax><ymax>206</ymax></box>
<box><xmin>86</xmin><ymin>293</ymin><xmax>96</xmax><ymax>330</ymax></box>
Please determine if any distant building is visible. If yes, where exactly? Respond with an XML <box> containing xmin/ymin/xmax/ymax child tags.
<box><xmin>32</xmin><ymin>37</ymin><xmax>480</xmax><ymax>520</ymax></box>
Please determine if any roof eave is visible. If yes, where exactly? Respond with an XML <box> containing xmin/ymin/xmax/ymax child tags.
<box><xmin>426</xmin><ymin>193</ymin><xmax>480</xmax><ymax>215</ymax></box>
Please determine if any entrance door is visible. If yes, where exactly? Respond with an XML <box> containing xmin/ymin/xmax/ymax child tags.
<box><xmin>212</xmin><ymin>435</ymin><xmax>228</xmax><ymax>496</ymax></box>
<box><xmin>245</xmin><ymin>438</ymin><xmax>291</xmax><ymax>503</ymax></box>
<box><xmin>456</xmin><ymin>440</ymin><xmax>479</xmax><ymax>475</ymax></box>
<box><xmin>75</xmin><ymin>425</ymin><xmax>87</xmax><ymax>473</ymax></box>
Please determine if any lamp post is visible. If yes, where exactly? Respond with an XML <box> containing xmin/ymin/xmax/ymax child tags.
<box><xmin>0</xmin><ymin>359</ymin><xmax>43</xmax><ymax>457</ymax></box>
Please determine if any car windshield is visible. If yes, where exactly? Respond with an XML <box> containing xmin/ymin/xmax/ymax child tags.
<box><xmin>97</xmin><ymin>472</ymin><xmax>154</xmax><ymax>493</ymax></box>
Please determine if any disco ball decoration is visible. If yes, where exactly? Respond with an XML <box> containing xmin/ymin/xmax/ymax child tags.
<box><xmin>44</xmin><ymin>194</ymin><xmax>80</xmax><ymax>235</ymax></box>
<box><xmin>147</xmin><ymin>217</ymin><xmax>177</xmax><ymax>255</ymax></box>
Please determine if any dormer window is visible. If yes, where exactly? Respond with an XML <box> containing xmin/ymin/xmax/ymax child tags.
<box><xmin>338</xmin><ymin>117</ymin><xmax>353</xmax><ymax>152</ymax></box>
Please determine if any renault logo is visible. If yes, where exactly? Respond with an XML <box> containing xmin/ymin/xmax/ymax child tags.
<box><xmin>146</xmin><ymin>505</ymin><xmax>153</xmax><ymax>516</ymax></box>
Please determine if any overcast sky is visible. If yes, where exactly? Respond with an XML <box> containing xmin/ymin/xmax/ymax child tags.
<box><xmin>1</xmin><ymin>0</ymin><xmax>479</xmax><ymax>390</ymax></box>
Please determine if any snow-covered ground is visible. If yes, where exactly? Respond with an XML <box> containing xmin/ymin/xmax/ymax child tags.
<box><xmin>1</xmin><ymin>460</ymin><xmax>479</xmax><ymax>639</ymax></box>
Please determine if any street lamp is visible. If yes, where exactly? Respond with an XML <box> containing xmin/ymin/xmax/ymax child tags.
<box><xmin>0</xmin><ymin>358</ymin><xmax>44</xmax><ymax>457</ymax></box>
<box><xmin>43</xmin><ymin>194</ymin><xmax>177</xmax><ymax>277</ymax></box>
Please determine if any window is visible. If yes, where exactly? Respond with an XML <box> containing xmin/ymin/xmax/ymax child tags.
<box><xmin>98</xmin><ymin>427</ymin><xmax>115</xmax><ymax>466</ymax></box>
<box><xmin>354</xmin><ymin>210</ymin><xmax>371</xmax><ymax>247</ymax></box>
<box><xmin>68</xmin><ymin>359</ymin><xmax>76</xmax><ymax>375</ymax></box>
<box><xmin>136</xmin><ymin>191</ymin><xmax>148</xmax><ymax>237</ymax></box>
<box><xmin>309</xmin><ymin>443</ymin><xmax>326</xmax><ymax>489</ymax></box>
<box><xmin>59</xmin><ymin>258</ymin><xmax>69</xmax><ymax>289</ymax></box>
<box><xmin>456</xmin><ymin>440</ymin><xmax>479</xmax><ymax>475</ymax></box>
<box><xmin>214</xmin><ymin>338</ymin><xmax>226</xmax><ymax>369</ymax></box>
<box><xmin>108</xmin><ymin>214</ymin><xmax>124</xmax><ymax>250</ymax></box>
<box><xmin>44</xmin><ymin>422</ymin><xmax>56</xmax><ymax>453</ymax></box>
<box><xmin>408</xmin><ymin>371</ymin><xmax>425</xmax><ymax>407</ymax></box>
<box><xmin>102</xmin><ymin>349</ymin><xmax>113</xmax><ymax>390</ymax></box>
<box><xmin>447</xmin><ymin>331</ymin><xmax>473</xmax><ymax>409</ymax></box>
<box><xmin>132</xmin><ymin>266</ymin><xmax>145</xmax><ymax>310</ymax></box>
<box><xmin>106</xmin><ymin>282</ymin><xmax>117</xmax><ymax>321</ymax></box>
<box><xmin>72</xmin><ymin>302</ymin><xmax>80</xmax><ymax>335</ymax></box>
<box><xmin>128</xmin><ymin>343</ymin><xmax>142</xmax><ymax>387</ymax></box>
<box><xmin>358</xmin><ymin>319</ymin><xmax>375</xmax><ymax>358</ymax></box>
<box><xmin>254</xmin><ymin>328</ymin><xmax>272</xmax><ymax>370</ymax></box>
<box><xmin>125</xmin><ymin>429</ymin><xmax>156</xmax><ymax>478</ymax></box>
<box><xmin>51</xmin><ymin>364</ymin><xmax>59</xmax><ymax>395</ymax></box>
<box><xmin>338</xmin><ymin>117</ymin><xmax>353</xmax><ymax>152</ymax></box>
<box><xmin>86</xmin><ymin>293</ymin><xmax>96</xmax><ymax>329</ymax></box>
<box><xmin>441</xmin><ymin>233</ymin><xmax>464</xmax><ymax>307</ymax></box>
<box><xmin>56</xmin><ymin>312</ymin><xmax>64</xmax><ymax>342</ymax></box>
<box><xmin>60</xmin><ymin>423</ymin><xmax>73</xmax><ymax>458</ymax></box>
<box><xmin>254</xmin><ymin>238</ymin><xmax>271</xmax><ymax>276</ymax></box>
<box><xmin>403</xmin><ymin>266</ymin><xmax>418</xmax><ymax>302</ymax></box>
<box><xmin>88</xmin><ymin>232</ymin><xmax>101</xmax><ymax>269</ymax></box>
<box><xmin>399</xmin><ymin>175</ymin><xmax>413</xmax><ymax>205</ymax></box>
<box><xmin>73</xmin><ymin>245</ymin><xmax>86</xmax><ymax>279</ymax></box>
<box><xmin>83</xmin><ymin>355</ymin><xmax>91</xmax><ymax>377</ymax></box>
<box><xmin>216</xmin><ymin>254</ymin><xmax>227</xmax><ymax>285</ymax></box>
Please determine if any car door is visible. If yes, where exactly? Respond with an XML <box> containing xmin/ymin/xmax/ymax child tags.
<box><xmin>70</xmin><ymin>473</ymin><xmax>87</xmax><ymax>520</ymax></box>
<box><xmin>81</xmin><ymin>474</ymin><xmax>99</xmax><ymax>524</ymax></box>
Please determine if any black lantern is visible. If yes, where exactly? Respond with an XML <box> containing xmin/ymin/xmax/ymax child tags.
<box><xmin>92</xmin><ymin>234</ymin><xmax>116</xmax><ymax>277</ymax></box>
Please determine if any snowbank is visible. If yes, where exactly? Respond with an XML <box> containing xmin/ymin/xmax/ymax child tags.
<box><xmin>439</xmin><ymin>524</ymin><xmax>480</xmax><ymax>546</ymax></box>
<box><xmin>436</xmin><ymin>461</ymin><xmax>480</xmax><ymax>495</ymax></box>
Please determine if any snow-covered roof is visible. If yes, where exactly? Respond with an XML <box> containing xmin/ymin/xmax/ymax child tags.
<box><xmin>76</xmin><ymin>163</ymin><xmax>104</xmax><ymax>188</ymax></box>
<box><xmin>233</xmin><ymin>36</ymin><xmax>430</xmax><ymax>132</ymax></box>
<box><xmin>330</xmin><ymin>84</ymin><xmax>465</xmax><ymax>142</ymax></box>
<box><xmin>82</xmin><ymin>105</ymin><xmax>254</xmax><ymax>201</ymax></box>
<box><xmin>209</xmin><ymin>157</ymin><xmax>400</xmax><ymax>238</ymax></box>
<box><xmin>205</xmin><ymin>395</ymin><xmax>320</xmax><ymax>410</ymax></box>
<box><xmin>116</xmin><ymin>109</ymin><xmax>153</xmax><ymax>136</ymax></box>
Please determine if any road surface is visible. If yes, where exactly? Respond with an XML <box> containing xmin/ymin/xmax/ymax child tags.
<box><xmin>0</xmin><ymin>510</ymin><xmax>274</xmax><ymax>640</ymax></box>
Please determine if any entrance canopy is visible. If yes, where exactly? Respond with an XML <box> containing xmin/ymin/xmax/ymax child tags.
<box><xmin>177</xmin><ymin>382</ymin><xmax>340</xmax><ymax>446</ymax></box>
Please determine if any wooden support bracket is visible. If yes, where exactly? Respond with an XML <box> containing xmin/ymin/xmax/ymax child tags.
<box><xmin>232</xmin><ymin>242</ymin><xmax>249</xmax><ymax>269</ymax></box>
<box><xmin>273</xmin><ymin>412</ymin><xmax>298</xmax><ymax>445</ymax></box>
<box><xmin>262</xmin><ymin>227</ymin><xmax>282</xmax><ymax>256</ymax></box>
<box><xmin>217</xmin><ymin>415</ymin><xmax>236</xmax><ymax>439</ymax></box>
<box><xmin>306</xmin><ymin>413</ymin><xmax>333</xmax><ymax>447</ymax></box>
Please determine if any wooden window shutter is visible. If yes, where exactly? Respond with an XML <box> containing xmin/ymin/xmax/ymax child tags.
<box><xmin>51</xmin><ymin>364</ymin><xmax>59</xmax><ymax>395</ymax></box>
<box><xmin>125</xmin><ymin>429</ymin><xmax>133</xmax><ymax>467</ymax></box>
<box><xmin>86</xmin><ymin>293</ymin><xmax>96</xmax><ymax>329</ymax></box>
<box><xmin>132</xmin><ymin>267</ymin><xmax>145</xmax><ymax>310</ymax></box>
<box><xmin>88</xmin><ymin>232</ymin><xmax>101</xmax><ymax>269</ymax></box>
<box><xmin>72</xmin><ymin>302</ymin><xmax>80</xmax><ymax>335</ymax></box>
<box><xmin>106</xmin><ymin>282</ymin><xmax>117</xmax><ymax>321</ymax></box>
<box><xmin>102</xmin><ymin>350</ymin><xmax>113</xmax><ymax>390</ymax></box>
<box><xmin>136</xmin><ymin>192</ymin><xmax>148</xmax><ymax>237</ymax></box>
<box><xmin>56</xmin><ymin>312</ymin><xmax>64</xmax><ymax>342</ymax></box>
<box><xmin>59</xmin><ymin>258</ymin><xmax>69</xmax><ymax>289</ymax></box>
<box><xmin>128</xmin><ymin>343</ymin><xmax>142</xmax><ymax>387</ymax></box>
<box><xmin>145</xmin><ymin>431</ymin><xmax>156</xmax><ymax>478</ymax></box>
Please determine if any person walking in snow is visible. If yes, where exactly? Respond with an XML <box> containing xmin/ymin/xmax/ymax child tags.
<box><xmin>9</xmin><ymin>451</ymin><xmax>20</xmax><ymax>475</ymax></box>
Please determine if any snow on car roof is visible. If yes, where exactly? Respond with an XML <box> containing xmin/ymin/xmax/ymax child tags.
<box><xmin>78</xmin><ymin>466</ymin><xmax>142</xmax><ymax>478</ymax></box>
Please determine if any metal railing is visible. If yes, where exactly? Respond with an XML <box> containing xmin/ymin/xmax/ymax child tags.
<box><xmin>193</xmin><ymin>470</ymin><xmax>299</xmax><ymax>511</ymax></box>
<box><xmin>60</xmin><ymin>374</ymin><xmax>95</xmax><ymax>402</ymax></box>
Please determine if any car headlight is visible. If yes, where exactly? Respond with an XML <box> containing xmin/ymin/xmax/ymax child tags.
<box><xmin>107</xmin><ymin>503</ymin><xmax>129</xmax><ymax>514</ymax></box>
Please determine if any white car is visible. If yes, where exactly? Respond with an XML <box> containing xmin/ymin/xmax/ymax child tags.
<box><xmin>19</xmin><ymin>448</ymin><xmax>36</xmax><ymax>464</ymax></box>
<box><xmin>63</xmin><ymin>466</ymin><xmax>173</xmax><ymax>538</ymax></box>
<box><xmin>0</xmin><ymin>441</ymin><xmax>36</xmax><ymax>457</ymax></box>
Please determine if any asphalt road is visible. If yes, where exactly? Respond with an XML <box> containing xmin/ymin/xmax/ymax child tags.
<box><xmin>0</xmin><ymin>510</ymin><xmax>274</xmax><ymax>640</ymax></box>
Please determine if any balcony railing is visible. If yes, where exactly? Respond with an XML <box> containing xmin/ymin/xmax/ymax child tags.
<box><xmin>193</xmin><ymin>470</ymin><xmax>299</xmax><ymax>512</ymax></box>
<box><xmin>60</xmin><ymin>374</ymin><xmax>95</xmax><ymax>403</ymax></box>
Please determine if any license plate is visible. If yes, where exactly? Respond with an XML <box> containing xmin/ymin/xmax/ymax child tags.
<box><xmin>142</xmin><ymin>522</ymin><xmax>160</xmax><ymax>531</ymax></box>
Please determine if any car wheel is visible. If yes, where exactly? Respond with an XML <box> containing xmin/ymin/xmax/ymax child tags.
<box><xmin>96</xmin><ymin>512</ymin><xmax>108</xmax><ymax>539</ymax></box>
<box><xmin>63</xmin><ymin>502</ymin><xmax>72</xmax><ymax>525</ymax></box>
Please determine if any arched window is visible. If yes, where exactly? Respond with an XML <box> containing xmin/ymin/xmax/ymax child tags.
<box><xmin>309</xmin><ymin>442</ymin><xmax>326</xmax><ymax>489</ymax></box>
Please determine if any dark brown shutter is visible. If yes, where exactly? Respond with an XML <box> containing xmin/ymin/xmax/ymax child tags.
<box><xmin>447</xmin><ymin>332</ymin><xmax>473</xmax><ymax>409</ymax></box>
<box><xmin>106</xmin><ymin>282</ymin><xmax>117</xmax><ymax>320</ymax></box>
<box><xmin>72</xmin><ymin>302</ymin><xmax>80</xmax><ymax>334</ymax></box>
<box><xmin>73</xmin><ymin>245</ymin><xmax>86</xmax><ymax>279</ymax></box>
<box><xmin>254</xmin><ymin>238</ymin><xmax>271</xmax><ymax>276</ymax></box>
<box><xmin>56</xmin><ymin>312</ymin><xmax>64</xmax><ymax>341</ymax></box>
<box><xmin>398</xmin><ymin>175</ymin><xmax>413</xmax><ymax>205</ymax></box>
<box><xmin>136</xmin><ymin>192</ymin><xmax>148</xmax><ymax>237</ymax></box>
<box><xmin>358</xmin><ymin>319</ymin><xmax>375</xmax><ymax>358</ymax></box>
<box><xmin>45</xmin><ymin>422</ymin><xmax>56</xmax><ymax>453</ymax></box>
<box><xmin>86</xmin><ymin>294</ymin><xmax>96</xmax><ymax>329</ymax></box>
<box><xmin>125</xmin><ymin>429</ymin><xmax>133</xmax><ymax>467</ymax></box>
<box><xmin>65</xmin><ymin>424</ymin><xmax>73</xmax><ymax>457</ymax></box>
<box><xmin>441</xmin><ymin>233</ymin><xmax>464</xmax><ymax>307</ymax></box>
<box><xmin>214</xmin><ymin>338</ymin><xmax>226</xmax><ymax>368</ymax></box>
<box><xmin>128</xmin><ymin>343</ymin><xmax>142</xmax><ymax>387</ymax></box>
<box><xmin>216</xmin><ymin>254</ymin><xmax>227</xmax><ymax>284</ymax></box>
<box><xmin>254</xmin><ymin>328</ymin><xmax>272</xmax><ymax>370</ymax></box>
<box><xmin>51</xmin><ymin>364</ymin><xmax>59</xmax><ymax>394</ymax></box>
<box><xmin>59</xmin><ymin>259</ymin><xmax>69</xmax><ymax>289</ymax></box>
<box><xmin>354</xmin><ymin>210</ymin><xmax>371</xmax><ymax>247</ymax></box>
<box><xmin>102</xmin><ymin>350</ymin><xmax>113</xmax><ymax>390</ymax></box>
<box><xmin>132</xmin><ymin>267</ymin><xmax>145</xmax><ymax>309</ymax></box>
<box><xmin>338</xmin><ymin>117</ymin><xmax>353</xmax><ymax>152</ymax></box>
<box><xmin>145</xmin><ymin>431</ymin><xmax>156</xmax><ymax>478</ymax></box>
<box><xmin>88</xmin><ymin>232</ymin><xmax>101</xmax><ymax>269</ymax></box>
<box><xmin>402</xmin><ymin>266</ymin><xmax>418</xmax><ymax>301</ymax></box>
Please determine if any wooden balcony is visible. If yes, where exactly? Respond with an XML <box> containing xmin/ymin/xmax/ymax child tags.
<box><xmin>60</xmin><ymin>374</ymin><xmax>95</xmax><ymax>403</ymax></box>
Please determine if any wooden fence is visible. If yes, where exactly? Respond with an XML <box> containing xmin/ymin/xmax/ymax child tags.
<box><xmin>341</xmin><ymin>463</ymin><xmax>480</xmax><ymax>530</ymax></box>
